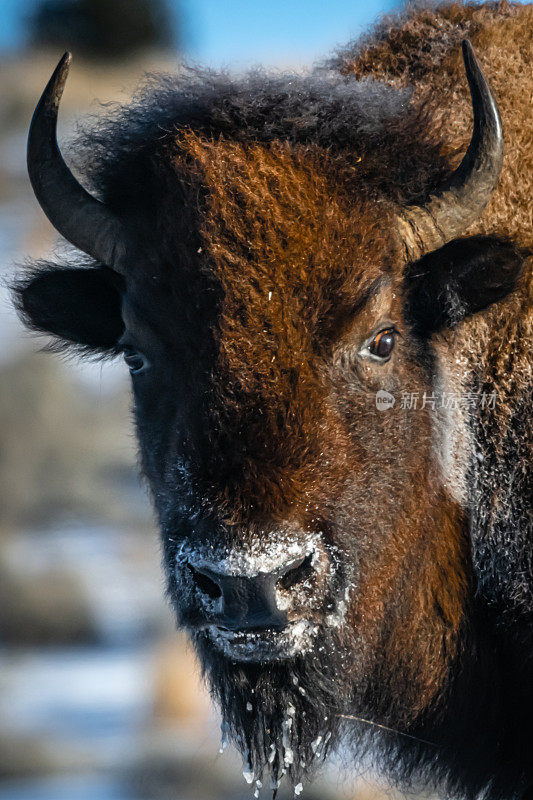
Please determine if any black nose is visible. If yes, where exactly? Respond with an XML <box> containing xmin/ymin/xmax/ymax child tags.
<box><xmin>187</xmin><ymin>553</ymin><xmax>314</xmax><ymax>632</ymax></box>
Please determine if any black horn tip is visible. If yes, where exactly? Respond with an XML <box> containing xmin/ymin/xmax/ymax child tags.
<box><xmin>461</xmin><ymin>38</ymin><xmax>475</xmax><ymax>65</ymax></box>
<box><xmin>58</xmin><ymin>51</ymin><xmax>73</xmax><ymax>74</ymax></box>
<box><xmin>53</xmin><ymin>51</ymin><xmax>72</xmax><ymax>82</ymax></box>
<box><xmin>50</xmin><ymin>52</ymin><xmax>72</xmax><ymax>85</ymax></box>
<box><xmin>461</xmin><ymin>39</ymin><xmax>485</xmax><ymax>88</ymax></box>
<box><xmin>460</xmin><ymin>37</ymin><xmax>503</xmax><ymax>141</ymax></box>
<box><xmin>43</xmin><ymin>52</ymin><xmax>73</xmax><ymax>111</ymax></box>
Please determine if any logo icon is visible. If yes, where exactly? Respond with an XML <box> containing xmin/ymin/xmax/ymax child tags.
<box><xmin>375</xmin><ymin>390</ymin><xmax>395</xmax><ymax>411</ymax></box>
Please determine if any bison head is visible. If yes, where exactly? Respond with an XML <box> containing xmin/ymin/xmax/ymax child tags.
<box><xmin>16</xmin><ymin>43</ymin><xmax>525</xmax><ymax>790</ymax></box>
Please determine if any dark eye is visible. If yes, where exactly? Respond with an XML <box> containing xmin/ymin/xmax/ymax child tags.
<box><xmin>368</xmin><ymin>328</ymin><xmax>396</xmax><ymax>360</ymax></box>
<box><xmin>123</xmin><ymin>348</ymin><xmax>149</xmax><ymax>375</ymax></box>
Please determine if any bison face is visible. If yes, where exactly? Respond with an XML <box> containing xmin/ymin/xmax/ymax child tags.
<box><xmin>17</xmin><ymin>218</ymin><xmax>524</xmax><ymax>785</ymax></box>
<box><xmin>118</xmin><ymin>250</ymin><xmax>449</xmax><ymax>661</ymax></box>
<box><xmin>108</xmin><ymin>234</ymin><xmax>512</xmax><ymax>782</ymax></box>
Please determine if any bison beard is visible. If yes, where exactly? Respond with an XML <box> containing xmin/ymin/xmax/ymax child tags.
<box><xmin>195</xmin><ymin>624</ymin><xmax>350</xmax><ymax>790</ymax></box>
<box><xmin>193</xmin><ymin>617</ymin><xmax>453</xmax><ymax>797</ymax></box>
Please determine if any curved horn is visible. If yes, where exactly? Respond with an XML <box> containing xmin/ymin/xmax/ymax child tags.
<box><xmin>400</xmin><ymin>40</ymin><xmax>503</xmax><ymax>259</ymax></box>
<box><xmin>27</xmin><ymin>53</ymin><xmax>128</xmax><ymax>271</ymax></box>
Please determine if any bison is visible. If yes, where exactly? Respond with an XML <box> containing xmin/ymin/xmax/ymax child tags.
<box><xmin>14</xmin><ymin>2</ymin><xmax>532</xmax><ymax>799</ymax></box>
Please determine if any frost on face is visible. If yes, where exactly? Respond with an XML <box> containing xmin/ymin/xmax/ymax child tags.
<box><xmin>243</xmin><ymin>767</ymin><xmax>255</xmax><ymax>784</ymax></box>
<box><xmin>176</xmin><ymin>531</ymin><xmax>324</xmax><ymax>579</ymax></box>
<box><xmin>282</xmin><ymin>706</ymin><xmax>296</xmax><ymax>767</ymax></box>
<box><xmin>206</xmin><ymin>619</ymin><xmax>319</xmax><ymax>662</ymax></box>
<box><xmin>177</xmin><ymin>528</ymin><xmax>351</xmax><ymax>663</ymax></box>
<box><xmin>310</xmin><ymin>735</ymin><xmax>322</xmax><ymax>755</ymax></box>
<box><xmin>219</xmin><ymin>720</ymin><xmax>229</xmax><ymax>754</ymax></box>
<box><xmin>243</xmin><ymin>748</ymin><xmax>255</xmax><ymax>784</ymax></box>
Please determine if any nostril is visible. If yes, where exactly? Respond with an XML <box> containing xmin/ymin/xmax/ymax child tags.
<box><xmin>277</xmin><ymin>552</ymin><xmax>315</xmax><ymax>591</ymax></box>
<box><xmin>187</xmin><ymin>564</ymin><xmax>222</xmax><ymax>600</ymax></box>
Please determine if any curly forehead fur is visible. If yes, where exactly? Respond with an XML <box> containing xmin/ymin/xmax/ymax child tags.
<box><xmin>74</xmin><ymin>60</ymin><xmax>453</xmax><ymax>214</ymax></box>
<box><xmin>148</xmin><ymin>132</ymin><xmax>399</xmax><ymax>521</ymax></box>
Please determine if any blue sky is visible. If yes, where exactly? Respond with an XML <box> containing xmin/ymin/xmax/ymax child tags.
<box><xmin>0</xmin><ymin>0</ymin><xmax>400</xmax><ymax>67</ymax></box>
<box><xmin>179</xmin><ymin>0</ymin><xmax>400</xmax><ymax>66</ymax></box>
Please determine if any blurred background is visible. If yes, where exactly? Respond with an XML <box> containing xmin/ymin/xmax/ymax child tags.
<box><xmin>0</xmin><ymin>1</ymin><xmax>410</xmax><ymax>799</ymax></box>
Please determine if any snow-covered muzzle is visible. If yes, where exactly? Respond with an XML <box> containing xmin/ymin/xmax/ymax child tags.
<box><xmin>174</xmin><ymin>528</ymin><xmax>351</xmax><ymax>663</ymax></box>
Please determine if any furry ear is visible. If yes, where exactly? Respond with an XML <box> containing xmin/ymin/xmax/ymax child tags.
<box><xmin>13</xmin><ymin>265</ymin><xmax>124</xmax><ymax>353</ymax></box>
<box><xmin>404</xmin><ymin>236</ymin><xmax>526</xmax><ymax>336</ymax></box>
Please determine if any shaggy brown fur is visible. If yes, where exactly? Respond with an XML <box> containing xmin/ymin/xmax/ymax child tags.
<box><xmin>196</xmin><ymin>136</ymin><xmax>468</xmax><ymax>677</ymax></box>
<box><xmin>154</xmin><ymin>128</ymin><xmax>473</xmax><ymax>722</ymax></box>
<box><xmin>13</xmin><ymin>3</ymin><xmax>532</xmax><ymax>799</ymax></box>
